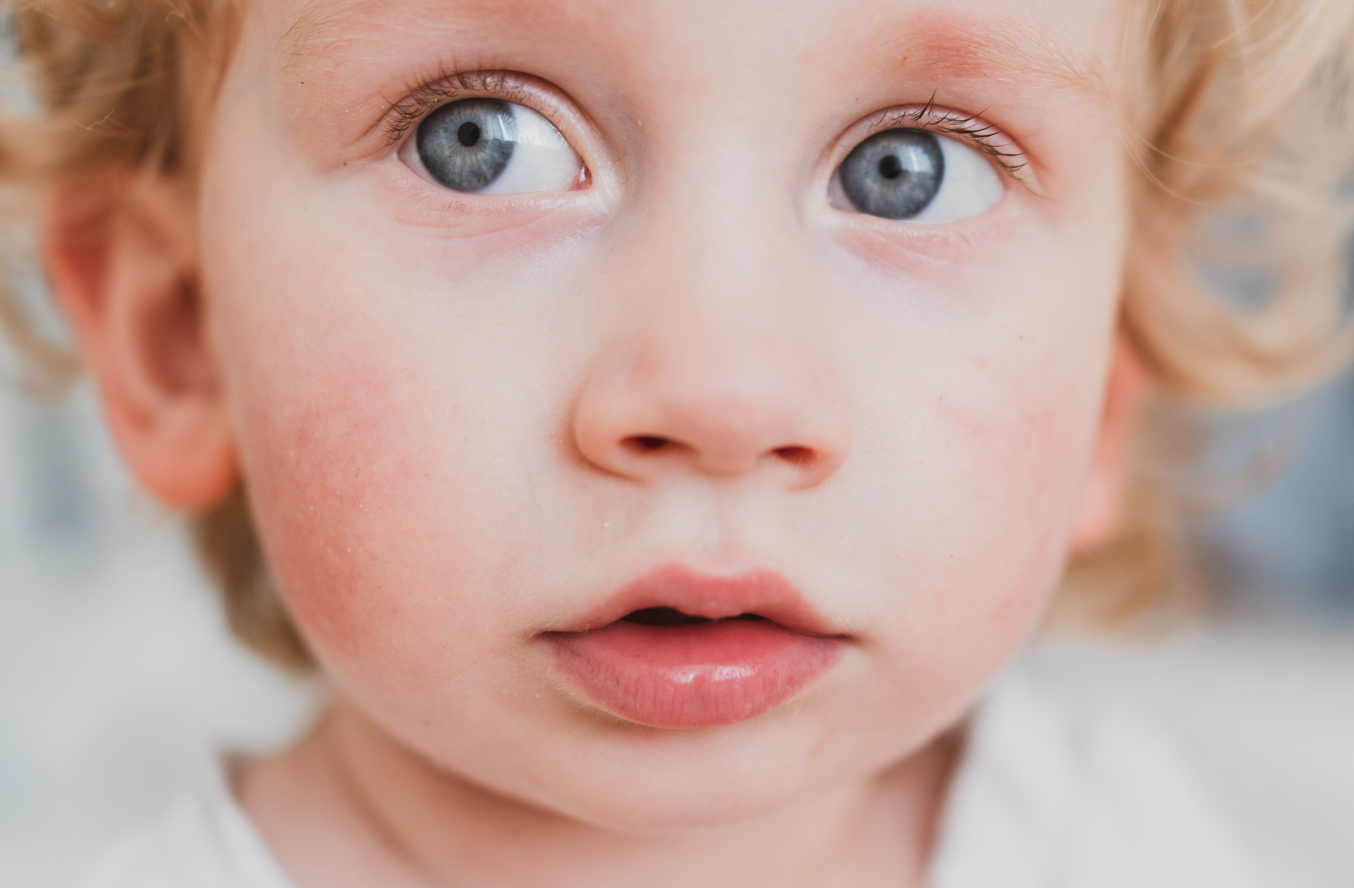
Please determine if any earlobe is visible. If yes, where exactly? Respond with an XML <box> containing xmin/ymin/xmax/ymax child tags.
<box><xmin>43</xmin><ymin>174</ymin><xmax>238</xmax><ymax>511</ymax></box>
<box><xmin>1070</xmin><ymin>335</ymin><xmax>1150</xmax><ymax>553</ymax></box>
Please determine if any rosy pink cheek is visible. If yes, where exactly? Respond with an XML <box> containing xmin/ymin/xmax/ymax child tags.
<box><xmin>243</xmin><ymin>344</ymin><xmax>453</xmax><ymax>664</ymax></box>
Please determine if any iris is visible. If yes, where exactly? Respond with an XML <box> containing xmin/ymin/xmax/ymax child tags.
<box><xmin>416</xmin><ymin>99</ymin><xmax>516</xmax><ymax>193</ymax></box>
<box><xmin>838</xmin><ymin>129</ymin><xmax>944</xmax><ymax>220</ymax></box>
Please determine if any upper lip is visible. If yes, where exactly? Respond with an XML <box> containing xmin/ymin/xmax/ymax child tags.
<box><xmin>555</xmin><ymin>563</ymin><xmax>846</xmax><ymax>637</ymax></box>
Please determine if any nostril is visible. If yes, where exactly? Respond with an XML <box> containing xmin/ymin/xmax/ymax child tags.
<box><xmin>624</xmin><ymin>435</ymin><xmax>671</xmax><ymax>454</ymax></box>
<box><xmin>772</xmin><ymin>445</ymin><xmax>815</xmax><ymax>467</ymax></box>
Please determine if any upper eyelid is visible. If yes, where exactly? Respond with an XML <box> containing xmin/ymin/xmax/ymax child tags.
<box><xmin>378</xmin><ymin>70</ymin><xmax>552</xmax><ymax>150</ymax></box>
<box><xmin>856</xmin><ymin>104</ymin><xmax>1028</xmax><ymax>180</ymax></box>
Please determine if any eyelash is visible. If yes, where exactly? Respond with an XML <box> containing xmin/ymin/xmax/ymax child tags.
<box><xmin>379</xmin><ymin>71</ymin><xmax>1027</xmax><ymax>181</ymax></box>
<box><xmin>862</xmin><ymin>99</ymin><xmax>1027</xmax><ymax>179</ymax></box>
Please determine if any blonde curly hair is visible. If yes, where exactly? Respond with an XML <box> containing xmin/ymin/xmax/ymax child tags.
<box><xmin>3</xmin><ymin>0</ymin><xmax>1353</xmax><ymax>669</ymax></box>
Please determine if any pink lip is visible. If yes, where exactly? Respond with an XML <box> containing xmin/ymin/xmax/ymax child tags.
<box><xmin>547</xmin><ymin>565</ymin><xmax>846</xmax><ymax>729</ymax></box>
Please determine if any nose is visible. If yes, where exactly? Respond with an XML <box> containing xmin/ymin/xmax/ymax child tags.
<box><xmin>573</xmin><ymin>308</ymin><xmax>852</xmax><ymax>489</ymax></box>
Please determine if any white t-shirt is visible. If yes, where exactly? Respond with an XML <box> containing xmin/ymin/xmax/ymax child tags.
<box><xmin>83</xmin><ymin>674</ymin><xmax>1255</xmax><ymax>888</ymax></box>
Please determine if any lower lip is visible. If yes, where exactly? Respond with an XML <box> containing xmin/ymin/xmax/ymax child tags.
<box><xmin>549</xmin><ymin>620</ymin><xmax>842</xmax><ymax>729</ymax></box>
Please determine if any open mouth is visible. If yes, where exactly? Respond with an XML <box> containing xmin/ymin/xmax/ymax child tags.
<box><xmin>547</xmin><ymin>568</ymin><xmax>845</xmax><ymax>729</ymax></box>
<box><xmin>621</xmin><ymin>607</ymin><xmax>767</xmax><ymax>625</ymax></box>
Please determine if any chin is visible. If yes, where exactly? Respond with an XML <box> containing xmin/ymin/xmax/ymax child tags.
<box><xmin>466</xmin><ymin>703</ymin><xmax>891</xmax><ymax>833</ymax></box>
<box><xmin>527</xmin><ymin>759</ymin><xmax>829</xmax><ymax>833</ymax></box>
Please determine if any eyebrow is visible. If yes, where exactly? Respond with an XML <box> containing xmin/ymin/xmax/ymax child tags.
<box><xmin>279</xmin><ymin>0</ymin><xmax>493</xmax><ymax>67</ymax></box>
<box><xmin>279</xmin><ymin>0</ymin><xmax>1103</xmax><ymax>97</ymax></box>
<box><xmin>872</xmin><ymin>11</ymin><xmax>1103</xmax><ymax>96</ymax></box>
<box><xmin>278</xmin><ymin>0</ymin><xmax>379</xmax><ymax>67</ymax></box>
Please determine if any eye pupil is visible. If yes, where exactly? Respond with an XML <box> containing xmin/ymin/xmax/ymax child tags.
<box><xmin>837</xmin><ymin>129</ymin><xmax>945</xmax><ymax>220</ymax></box>
<box><xmin>457</xmin><ymin>121</ymin><xmax>481</xmax><ymax>147</ymax></box>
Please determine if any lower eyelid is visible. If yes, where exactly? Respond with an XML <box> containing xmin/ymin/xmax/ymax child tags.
<box><xmin>371</xmin><ymin>158</ymin><xmax>605</xmax><ymax>233</ymax></box>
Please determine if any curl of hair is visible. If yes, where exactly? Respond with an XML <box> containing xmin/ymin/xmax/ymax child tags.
<box><xmin>1059</xmin><ymin>0</ymin><xmax>1354</xmax><ymax>625</ymax></box>
<box><xmin>2</xmin><ymin>0</ymin><xmax>1354</xmax><ymax>664</ymax></box>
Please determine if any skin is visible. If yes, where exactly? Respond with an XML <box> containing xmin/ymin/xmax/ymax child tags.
<box><xmin>45</xmin><ymin>0</ymin><xmax>1149</xmax><ymax>885</ymax></box>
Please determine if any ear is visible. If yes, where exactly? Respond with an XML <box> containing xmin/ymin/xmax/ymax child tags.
<box><xmin>43</xmin><ymin>174</ymin><xmax>238</xmax><ymax>511</ymax></box>
<box><xmin>1069</xmin><ymin>334</ymin><xmax>1151</xmax><ymax>553</ymax></box>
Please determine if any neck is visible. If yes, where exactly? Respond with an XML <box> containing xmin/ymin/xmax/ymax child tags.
<box><xmin>239</xmin><ymin>700</ymin><xmax>960</xmax><ymax>888</ymax></box>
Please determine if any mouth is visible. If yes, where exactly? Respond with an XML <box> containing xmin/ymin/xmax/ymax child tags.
<box><xmin>546</xmin><ymin>565</ymin><xmax>847</xmax><ymax>729</ymax></box>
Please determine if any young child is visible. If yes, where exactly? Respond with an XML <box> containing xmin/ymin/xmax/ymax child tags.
<box><xmin>4</xmin><ymin>0</ymin><xmax>1353</xmax><ymax>885</ymax></box>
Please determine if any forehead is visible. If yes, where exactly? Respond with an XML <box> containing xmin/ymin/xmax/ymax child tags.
<box><xmin>265</xmin><ymin>0</ymin><xmax>1119</xmax><ymax>91</ymax></box>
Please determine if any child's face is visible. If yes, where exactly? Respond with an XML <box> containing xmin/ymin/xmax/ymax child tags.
<box><xmin>197</xmin><ymin>0</ymin><xmax>1130</xmax><ymax>826</ymax></box>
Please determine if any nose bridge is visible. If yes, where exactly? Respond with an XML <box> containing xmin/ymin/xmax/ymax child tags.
<box><xmin>634</xmin><ymin>128</ymin><xmax>807</xmax><ymax>332</ymax></box>
<box><xmin>613</xmin><ymin>112</ymin><xmax>818</xmax><ymax>376</ymax></box>
<box><xmin>636</xmin><ymin>82</ymin><xmax>803</xmax><ymax>298</ymax></box>
<box><xmin>573</xmin><ymin>190</ymin><xmax>851</xmax><ymax>486</ymax></box>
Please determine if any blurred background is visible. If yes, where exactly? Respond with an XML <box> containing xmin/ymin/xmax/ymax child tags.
<box><xmin>1</xmin><ymin>345</ymin><xmax>1352</xmax><ymax>888</ymax></box>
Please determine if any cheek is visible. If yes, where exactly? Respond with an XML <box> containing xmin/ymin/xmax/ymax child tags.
<box><xmin>936</xmin><ymin>377</ymin><xmax>1087</xmax><ymax>609</ymax></box>
<box><xmin>824</xmin><ymin>230</ymin><xmax>1121</xmax><ymax>707</ymax></box>
<box><xmin>235</xmin><ymin>321</ymin><xmax>583</xmax><ymax>706</ymax></box>
<box><xmin>825</xmin><ymin>354</ymin><xmax>1101</xmax><ymax>748</ymax></box>
<box><xmin>202</xmin><ymin>223</ymin><xmax>557</xmax><ymax>687</ymax></box>
<box><xmin>245</xmin><ymin>334</ymin><xmax>480</xmax><ymax>666</ymax></box>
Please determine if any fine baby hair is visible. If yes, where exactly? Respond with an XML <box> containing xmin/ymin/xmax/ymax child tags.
<box><xmin>3</xmin><ymin>0</ymin><xmax>1354</xmax><ymax>886</ymax></box>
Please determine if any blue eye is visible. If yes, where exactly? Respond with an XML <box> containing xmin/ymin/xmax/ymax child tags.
<box><xmin>833</xmin><ymin>127</ymin><xmax>1003</xmax><ymax>224</ymax></box>
<box><xmin>408</xmin><ymin>98</ymin><xmax>582</xmax><ymax>195</ymax></box>
<box><xmin>838</xmin><ymin>129</ymin><xmax>943</xmax><ymax>220</ymax></box>
<box><xmin>416</xmin><ymin>99</ymin><xmax>515</xmax><ymax>192</ymax></box>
